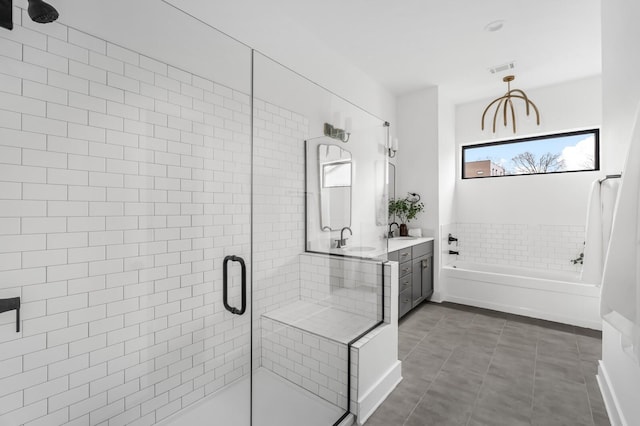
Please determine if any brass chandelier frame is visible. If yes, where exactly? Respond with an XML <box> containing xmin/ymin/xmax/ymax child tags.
<box><xmin>481</xmin><ymin>75</ymin><xmax>540</xmax><ymax>133</ymax></box>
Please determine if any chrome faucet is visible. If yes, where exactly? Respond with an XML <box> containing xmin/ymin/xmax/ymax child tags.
<box><xmin>388</xmin><ymin>222</ymin><xmax>399</xmax><ymax>238</ymax></box>
<box><xmin>336</xmin><ymin>226</ymin><xmax>352</xmax><ymax>249</ymax></box>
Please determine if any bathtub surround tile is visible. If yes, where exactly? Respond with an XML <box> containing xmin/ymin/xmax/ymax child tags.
<box><xmin>364</xmin><ymin>302</ymin><xmax>610</xmax><ymax>426</ymax></box>
<box><xmin>449</xmin><ymin>222</ymin><xmax>585</xmax><ymax>272</ymax></box>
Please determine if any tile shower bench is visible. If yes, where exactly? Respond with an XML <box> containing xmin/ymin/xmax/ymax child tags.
<box><xmin>259</xmin><ymin>253</ymin><xmax>400</xmax><ymax>425</ymax></box>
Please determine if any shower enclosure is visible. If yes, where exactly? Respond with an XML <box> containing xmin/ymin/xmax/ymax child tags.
<box><xmin>0</xmin><ymin>2</ymin><xmax>392</xmax><ymax>426</ymax></box>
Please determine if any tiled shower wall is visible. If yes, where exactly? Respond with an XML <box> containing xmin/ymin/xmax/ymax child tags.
<box><xmin>251</xmin><ymin>98</ymin><xmax>307</xmax><ymax>370</ymax></box>
<box><xmin>299</xmin><ymin>254</ymin><xmax>383</xmax><ymax>321</ymax></box>
<box><xmin>0</xmin><ymin>9</ymin><xmax>301</xmax><ymax>425</ymax></box>
<box><xmin>447</xmin><ymin>222</ymin><xmax>585</xmax><ymax>272</ymax></box>
<box><xmin>261</xmin><ymin>317</ymin><xmax>349</xmax><ymax>408</ymax></box>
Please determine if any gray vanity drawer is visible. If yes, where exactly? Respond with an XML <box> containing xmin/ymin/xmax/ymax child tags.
<box><xmin>399</xmin><ymin>274</ymin><xmax>412</xmax><ymax>293</ymax></box>
<box><xmin>399</xmin><ymin>261</ymin><xmax>412</xmax><ymax>278</ymax></box>
<box><xmin>388</xmin><ymin>250</ymin><xmax>399</xmax><ymax>262</ymax></box>
<box><xmin>399</xmin><ymin>288</ymin><xmax>412</xmax><ymax>318</ymax></box>
<box><xmin>397</xmin><ymin>247</ymin><xmax>412</xmax><ymax>262</ymax></box>
<box><xmin>413</xmin><ymin>241</ymin><xmax>433</xmax><ymax>258</ymax></box>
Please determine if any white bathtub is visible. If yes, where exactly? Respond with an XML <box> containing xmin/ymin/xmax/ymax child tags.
<box><xmin>441</xmin><ymin>261</ymin><xmax>602</xmax><ymax>330</ymax></box>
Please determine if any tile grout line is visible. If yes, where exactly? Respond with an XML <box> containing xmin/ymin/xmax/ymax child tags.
<box><xmin>464</xmin><ymin>314</ymin><xmax>507</xmax><ymax>426</ymax></box>
<box><xmin>531</xmin><ymin>325</ymin><xmax>540</xmax><ymax>419</ymax></box>
<box><xmin>400</xmin><ymin>312</ymin><xmax>451</xmax><ymax>426</ymax></box>
<box><xmin>576</xmin><ymin>333</ymin><xmax>599</xmax><ymax>426</ymax></box>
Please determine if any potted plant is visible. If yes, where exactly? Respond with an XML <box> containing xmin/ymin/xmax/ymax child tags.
<box><xmin>389</xmin><ymin>196</ymin><xmax>424</xmax><ymax>236</ymax></box>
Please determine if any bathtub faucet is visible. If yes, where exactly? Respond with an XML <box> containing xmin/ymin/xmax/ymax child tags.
<box><xmin>448</xmin><ymin>233</ymin><xmax>458</xmax><ymax>244</ymax></box>
<box><xmin>449</xmin><ymin>250</ymin><xmax>459</xmax><ymax>255</ymax></box>
<box><xmin>336</xmin><ymin>226</ymin><xmax>352</xmax><ymax>249</ymax></box>
<box><xmin>388</xmin><ymin>222</ymin><xmax>399</xmax><ymax>238</ymax></box>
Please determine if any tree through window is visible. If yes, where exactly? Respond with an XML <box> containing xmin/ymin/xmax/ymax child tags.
<box><xmin>462</xmin><ymin>129</ymin><xmax>599</xmax><ymax>179</ymax></box>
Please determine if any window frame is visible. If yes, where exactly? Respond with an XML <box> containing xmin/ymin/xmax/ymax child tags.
<box><xmin>461</xmin><ymin>128</ymin><xmax>600</xmax><ymax>180</ymax></box>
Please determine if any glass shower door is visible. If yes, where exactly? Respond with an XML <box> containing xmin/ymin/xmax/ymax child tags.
<box><xmin>251</xmin><ymin>51</ymin><xmax>389</xmax><ymax>426</ymax></box>
<box><xmin>123</xmin><ymin>3</ymin><xmax>255</xmax><ymax>425</ymax></box>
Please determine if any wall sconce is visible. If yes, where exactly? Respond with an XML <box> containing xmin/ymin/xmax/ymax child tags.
<box><xmin>324</xmin><ymin>122</ymin><xmax>350</xmax><ymax>143</ymax></box>
<box><xmin>388</xmin><ymin>137</ymin><xmax>398</xmax><ymax>158</ymax></box>
<box><xmin>481</xmin><ymin>75</ymin><xmax>540</xmax><ymax>134</ymax></box>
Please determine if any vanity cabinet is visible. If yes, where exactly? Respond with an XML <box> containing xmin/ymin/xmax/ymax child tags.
<box><xmin>389</xmin><ymin>240</ymin><xmax>433</xmax><ymax>319</ymax></box>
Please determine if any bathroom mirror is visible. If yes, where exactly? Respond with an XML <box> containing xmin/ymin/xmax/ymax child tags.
<box><xmin>319</xmin><ymin>144</ymin><xmax>352</xmax><ymax>230</ymax></box>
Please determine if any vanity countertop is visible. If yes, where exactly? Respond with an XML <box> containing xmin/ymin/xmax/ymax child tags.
<box><xmin>387</xmin><ymin>237</ymin><xmax>434</xmax><ymax>253</ymax></box>
<box><xmin>327</xmin><ymin>236</ymin><xmax>434</xmax><ymax>259</ymax></box>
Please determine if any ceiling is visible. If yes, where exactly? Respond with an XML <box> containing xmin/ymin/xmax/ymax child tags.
<box><xmin>52</xmin><ymin>0</ymin><xmax>602</xmax><ymax>104</ymax></box>
<box><xmin>162</xmin><ymin>0</ymin><xmax>602</xmax><ymax>103</ymax></box>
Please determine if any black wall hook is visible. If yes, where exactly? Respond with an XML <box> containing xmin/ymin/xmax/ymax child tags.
<box><xmin>0</xmin><ymin>297</ymin><xmax>20</xmax><ymax>332</ymax></box>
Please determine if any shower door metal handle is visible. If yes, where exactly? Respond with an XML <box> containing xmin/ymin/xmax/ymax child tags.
<box><xmin>223</xmin><ymin>255</ymin><xmax>247</xmax><ymax>315</ymax></box>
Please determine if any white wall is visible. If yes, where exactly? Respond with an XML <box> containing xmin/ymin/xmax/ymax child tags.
<box><xmin>437</xmin><ymin>91</ymin><xmax>456</xmax><ymax>230</ymax></box>
<box><xmin>395</xmin><ymin>87</ymin><xmax>457</xmax><ymax>301</ymax></box>
<box><xmin>52</xmin><ymin>0</ymin><xmax>252</xmax><ymax>94</ymax></box>
<box><xmin>455</xmin><ymin>76</ymin><xmax>603</xmax><ymax>226</ymax></box>
<box><xmin>253</xmin><ymin>55</ymin><xmax>389</xmax><ymax>253</ymax></box>
<box><xmin>396</xmin><ymin>87</ymin><xmax>439</xmax><ymax>237</ymax></box>
<box><xmin>600</xmin><ymin>1</ymin><xmax>640</xmax><ymax>424</ymax></box>
<box><xmin>601</xmin><ymin>1</ymin><xmax>640</xmax><ymax>174</ymax></box>
<box><xmin>51</xmin><ymin>0</ymin><xmax>396</xmax><ymax>128</ymax></box>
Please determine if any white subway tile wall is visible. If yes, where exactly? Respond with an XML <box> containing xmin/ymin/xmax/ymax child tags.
<box><xmin>299</xmin><ymin>254</ymin><xmax>384</xmax><ymax>322</ymax></box>
<box><xmin>0</xmin><ymin>8</ymin><xmax>263</xmax><ymax>425</ymax></box>
<box><xmin>251</xmin><ymin>98</ymin><xmax>307</xmax><ymax>372</ymax></box>
<box><xmin>450</xmin><ymin>223</ymin><xmax>585</xmax><ymax>271</ymax></box>
<box><xmin>261</xmin><ymin>316</ymin><xmax>349</xmax><ymax>408</ymax></box>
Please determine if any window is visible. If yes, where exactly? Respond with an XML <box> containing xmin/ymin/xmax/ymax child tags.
<box><xmin>462</xmin><ymin>129</ymin><xmax>599</xmax><ymax>179</ymax></box>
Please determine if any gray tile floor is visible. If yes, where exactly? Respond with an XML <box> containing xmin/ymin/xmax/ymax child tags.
<box><xmin>364</xmin><ymin>302</ymin><xmax>611</xmax><ymax>426</ymax></box>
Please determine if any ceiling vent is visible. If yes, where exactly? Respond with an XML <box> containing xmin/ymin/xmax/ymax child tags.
<box><xmin>489</xmin><ymin>61</ymin><xmax>515</xmax><ymax>74</ymax></box>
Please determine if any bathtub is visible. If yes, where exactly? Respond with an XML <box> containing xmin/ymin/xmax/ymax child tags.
<box><xmin>441</xmin><ymin>261</ymin><xmax>602</xmax><ymax>330</ymax></box>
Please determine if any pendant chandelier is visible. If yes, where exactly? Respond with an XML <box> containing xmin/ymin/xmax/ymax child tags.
<box><xmin>481</xmin><ymin>75</ymin><xmax>540</xmax><ymax>134</ymax></box>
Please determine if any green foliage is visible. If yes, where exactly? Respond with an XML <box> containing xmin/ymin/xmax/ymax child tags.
<box><xmin>389</xmin><ymin>197</ymin><xmax>424</xmax><ymax>224</ymax></box>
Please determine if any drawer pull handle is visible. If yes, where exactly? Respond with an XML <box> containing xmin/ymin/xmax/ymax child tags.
<box><xmin>401</xmin><ymin>253</ymin><xmax>409</xmax><ymax>257</ymax></box>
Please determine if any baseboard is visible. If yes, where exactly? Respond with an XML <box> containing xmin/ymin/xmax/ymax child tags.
<box><xmin>430</xmin><ymin>291</ymin><xmax>445</xmax><ymax>303</ymax></box>
<box><xmin>444</xmin><ymin>294</ymin><xmax>602</xmax><ymax>330</ymax></box>
<box><xmin>598</xmin><ymin>361</ymin><xmax>624</xmax><ymax>426</ymax></box>
<box><xmin>355</xmin><ymin>360</ymin><xmax>402</xmax><ymax>425</ymax></box>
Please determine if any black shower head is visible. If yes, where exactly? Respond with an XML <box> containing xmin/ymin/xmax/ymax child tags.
<box><xmin>28</xmin><ymin>0</ymin><xmax>58</xmax><ymax>24</ymax></box>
